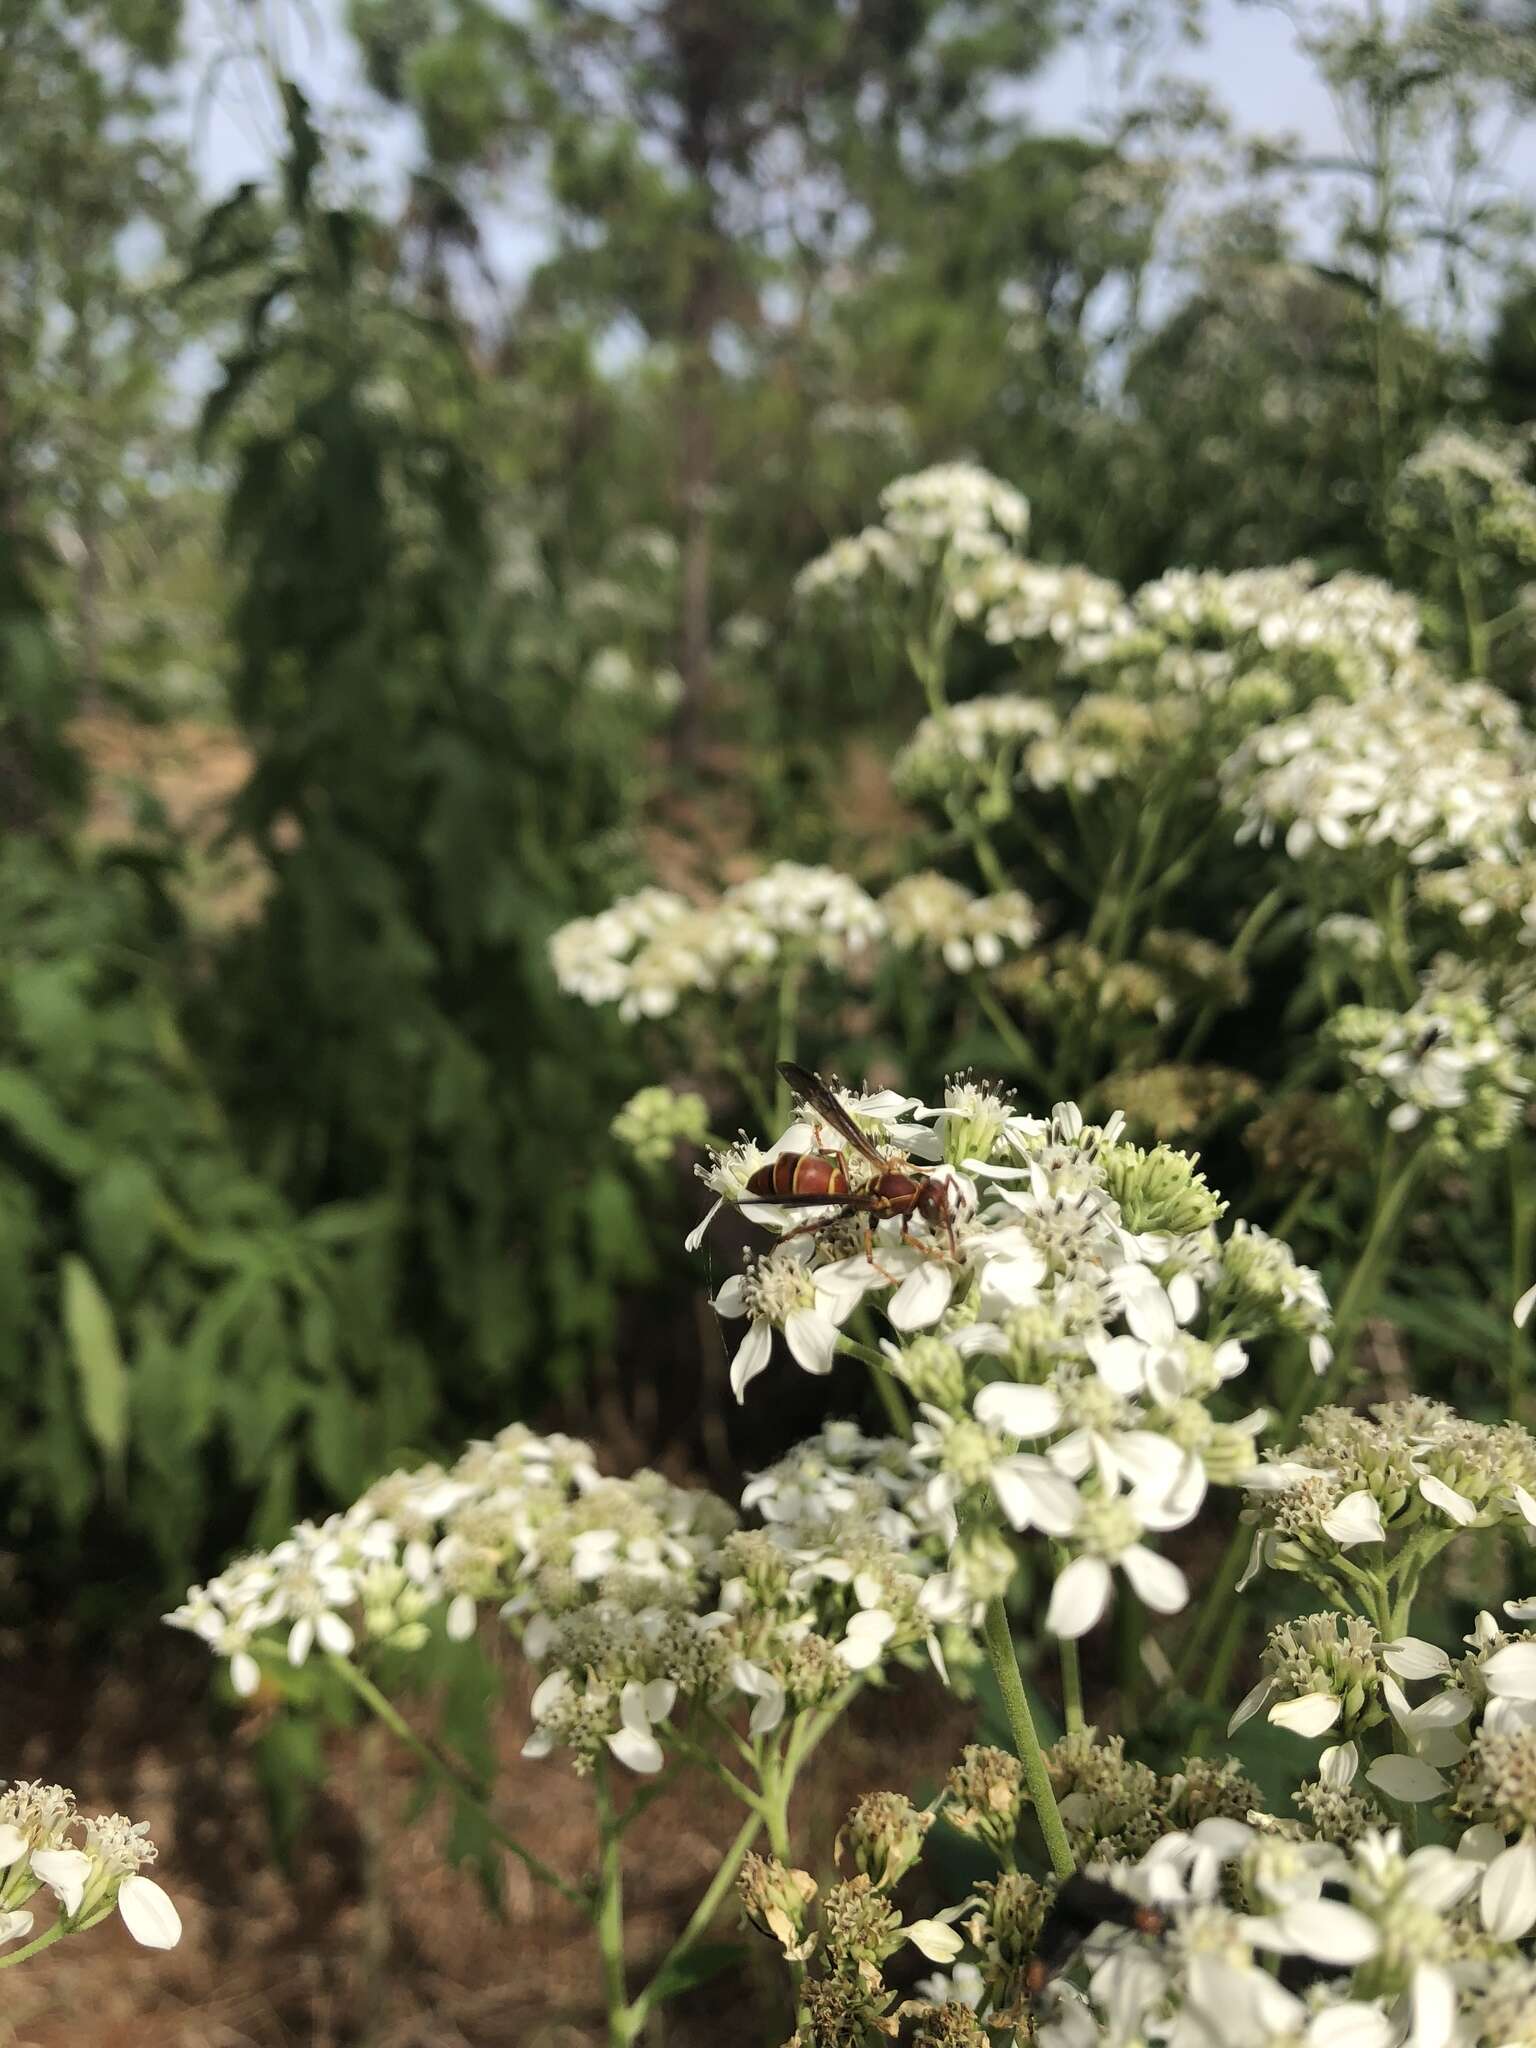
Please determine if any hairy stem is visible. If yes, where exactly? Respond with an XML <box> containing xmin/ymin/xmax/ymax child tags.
<box><xmin>0</xmin><ymin>1920</ymin><xmax>68</xmax><ymax>1971</ymax></box>
<box><xmin>982</xmin><ymin>1596</ymin><xmax>1075</xmax><ymax>1879</ymax></box>
<box><xmin>593</xmin><ymin>1767</ymin><xmax>634</xmax><ymax>2047</ymax></box>
<box><xmin>628</xmin><ymin>1811</ymin><xmax>764</xmax><ymax>2032</ymax></box>
<box><xmin>328</xmin><ymin>1655</ymin><xmax>584</xmax><ymax>1908</ymax></box>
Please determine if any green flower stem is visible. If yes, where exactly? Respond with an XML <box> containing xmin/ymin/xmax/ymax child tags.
<box><xmin>719</xmin><ymin>1043</ymin><xmax>776</xmax><ymax>1132</ymax></box>
<box><xmin>773</xmin><ymin>959</ymin><xmax>806</xmax><ymax>1126</ymax></box>
<box><xmin>327</xmin><ymin>1655</ymin><xmax>585</xmax><ymax>1909</ymax></box>
<box><xmin>1001</xmin><ymin>797</ymin><xmax>1094</xmax><ymax>900</ymax></box>
<box><xmin>1058</xmin><ymin>1634</ymin><xmax>1085</xmax><ymax>1737</ymax></box>
<box><xmin>1051</xmin><ymin>1544</ymin><xmax>1085</xmax><ymax>1735</ymax></box>
<box><xmin>982</xmin><ymin>1596</ymin><xmax>1075</xmax><ymax>1880</ymax></box>
<box><xmin>757</xmin><ymin>1745</ymin><xmax>795</xmax><ymax>1863</ymax></box>
<box><xmin>967</xmin><ymin>974</ymin><xmax>1052</xmax><ymax>1090</ymax></box>
<box><xmin>1174</xmin><ymin>1147</ymin><xmax>1427</xmax><ymax>1706</ymax></box>
<box><xmin>0</xmin><ymin>1920</ymin><xmax>68</xmax><ymax>1972</ymax></box>
<box><xmin>593</xmin><ymin>1767</ymin><xmax>634</xmax><ymax>2048</ymax></box>
<box><xmin>626</xmin><ymin>1811</ymin><xmax>764</xmax><ymax>2034</ymax></box>
<box><xmin>1178</xmin><ymin>885</ymin><xmax>1287</xmax><ymax>1062</ymax></box>
<box><xmin>836</xmin><ymin>1333</ymin><xmax>911</xmax><ymax>1435</ymax></box>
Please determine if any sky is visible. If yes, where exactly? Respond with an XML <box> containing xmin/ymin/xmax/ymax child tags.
<box><xmin>176</xmin><ymin>0</ymin><xmax>1536</xmax><ymax>322</ymax></box>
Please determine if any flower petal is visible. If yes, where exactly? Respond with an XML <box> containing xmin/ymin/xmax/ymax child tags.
<box><xmin>1365</xmin><ymin>1755</ymin><xmax>1444</xmax><ymax>1804</ymax></box>
<box><xmin>887</xmin><ymin>1261</ymin><xmax>955</xmax><ymax>1332</ymax></box>
<box><xmin>1045</xmin><ymin>1555</ymin><xmax>1112</xmax><ymax>1639</ymax></box>
<box><xmin>1269</xmin><ymin>1692</ymin><xmax>1342</xmax><ymax>1738</ymax></box>
<box><xmin>905</xmin><ymin>1917</ymin><xmax>964</xmax><ymax>1964</ymax></box>
<box><xmin>1482</xmin><ymin>1835</ymin><xmax>1536</xmax><ymax>1939</ymax></box>
<box><xmin>1321</xmin><ymin>1491</ymin><xmax>1385</xmax><ymax>1547</ymax></box>
<box><xmin>728</xmin><ymin>1318</ymin><xmax>773</xmax><ymax>1402</ymax></box>
<box><xmin>784</xmin><ymin>1306</ymin><xmax>838</xmax><ymax>1376</ymax></box>
<box><xmin>606</xmin><ymin>1725</ymin><xmax>665</xmax><ymax>1775</ymax></box>
<box><xmin>1120</xmin><ymin>1544</ymin><xmax>1188</xmax><ymax>1616</ymax></box>
<box><xmin>118</xmin><ymin>1875</ymin><xmax>183</xmax><ymax>1950</ymax></box>
<box><xmin>31</xmin><ymin>1848</ymin><xmax>91</xmax><ymax>1918</ymax></box>
<box><xmin>972</xmin><ymin>1382</ymin><xmax>1063</xmax><ymax>1439</ymax></box>
<box><xmin>1485</xmin><ymin>1642</ymin><xmax>1536</xmax><ymax>1699</ymax></box>
<box><xmin>1417</xmin><ymin>1473</ymin><xmax>1479</xmax><ymax>1526</ymax></box>
<box><xmin>1382</xmin><ymin>1638</ymin><xmax>1451</xmax><ymax>1682</ymax></box>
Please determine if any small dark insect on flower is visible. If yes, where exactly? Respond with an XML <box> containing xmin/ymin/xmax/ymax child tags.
<box><xmin>1023</xmin><ymin>1874</ymin><xmax>1168</xmax><ymax>1995</ymax></box>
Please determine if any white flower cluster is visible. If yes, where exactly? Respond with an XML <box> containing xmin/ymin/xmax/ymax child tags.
<box><xmin>1227</xmin><ymin>1601</ymin><xmax>1536</xmax><ymax>1925</ymax></box>
<box><xmin>1127</xmin><ymin>562</ymin><xmax>1421</xmax><ymax>671</ymax></box>
<box><xmin>700</xmin><ymin>1077</ymin><xmax>1333</xmax><ymax>1642</ymax></box>
<box><xmin>169</xmin><ymin>1419</ymin><xmax>967</xmax><ymax>1780</ymax></box>
<box><xmin>893</xmin><ymin>695</ymin><xmax>1063</xmax><ymax>806</ymax></box>
<box><xmin>1221</xmin><ymin>677</ymin><xmax>1536</xmax><ymax>865</ymax></box>
<box><xmin>951</xmin><ymin>557</ymin><xmax>1131</xmax><ymax>653</ymax></box>
<box><xmin>879</xmin><ymin>871</ymin><xmax>1040</xmax><ymax>971</ymax></box>
<box><xmin>1330</xmin><ymin>981</ymin><xmax>1529</xmax><ymax>1150</ymax></box>
<box><xmin>551</xmin><ymin>861</ymin><xmax>1043</xmax><ymax>1024</ymax></box>
<box><xmin>1420</xmin><ymin>857</ymin><xmax>1536</xmax><ymax>946</ymax></box>
<box><xmin>1238</xmin><ymin>1401</ymin><xmax>1536</xmax><ymax>1641</ymax></box>
<box><xmin>1392</xmin><ymin>429</ymin><xmax>1536</xmax><ymax>584</ymax></box>
<box><xmin>0</xmin><ymin>1781</ymin><xmax>180</xmax><ymax>1954</ymax></box>
<box><xmin>548</xmin><ymin>865</ymin><xmax>884</xmax><ymax>1021</ymax></box>
<box><xmin>1042</xmin><ymin>1818</ymin><xmax>1536</xmax><ymax>2048</ymax></box>
<box><xmin>793</xmin><ymin>462</ymin><xmax>1028</xmax><ymax>600</ymax></box>
<box><xmin>584</xmin><ymin>646</ymin><xmax>684</xmax><ymax>712</ymax></box>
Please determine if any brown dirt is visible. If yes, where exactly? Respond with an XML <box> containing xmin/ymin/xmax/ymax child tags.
<box><xmin>69</xmin><ymin>712</ymin><xmax>270</xmax><ymax>932</ymax></box>
<box><xmin>0</xmin><ymin>1635</ymin><xmax>972</xmax><ymax>2048</ymax></box>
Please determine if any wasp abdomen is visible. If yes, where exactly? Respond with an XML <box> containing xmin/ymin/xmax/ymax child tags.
<box><xmin>747</xmin><ymin>1153</ymin><xmax>850</xmax><ymax>1199</ymax></box>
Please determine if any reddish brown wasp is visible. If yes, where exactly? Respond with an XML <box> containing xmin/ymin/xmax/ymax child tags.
<box><xmin>745</xmin><ymin>1061</ymin><xmax>960</xmax><ymax>1260</ymax></box>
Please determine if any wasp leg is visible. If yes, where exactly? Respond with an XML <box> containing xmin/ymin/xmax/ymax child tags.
<box><xmin>861</xmin><ymin>1216</ymin><xmax>906</xmax><ymax>1287</ymax></box>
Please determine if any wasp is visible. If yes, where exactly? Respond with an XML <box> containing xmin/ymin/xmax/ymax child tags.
<box><xmin>745</xmin><ymin>1061</ymin><xmax>960</xmax><ymax>1260</ymax></box>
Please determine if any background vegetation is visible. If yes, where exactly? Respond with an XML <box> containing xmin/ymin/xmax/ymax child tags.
<box><xmin>4</xmin><ymin>0</ymin><xmax>1536</xmax><ymax>1632</ymax></box>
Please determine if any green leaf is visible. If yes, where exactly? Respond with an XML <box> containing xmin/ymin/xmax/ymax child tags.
<box><xmin>79</xmin><ymin>1158</ymin><xmax>161</xmax><ymax>1292</ymax></box>
<box><xmin>643</xmin><ymin>1942</ymin><xmax>745</xmax><ymax>2005</ymax></box>
<box><xmin>59</xmin><ymin>1256</ymin><xmax>129</xmax><ymax>1483</ymax></box>
<box><xmin>0</xmin><ymin>1069</ymin><xmax>97</xmax><ymax>1179</ymax></box>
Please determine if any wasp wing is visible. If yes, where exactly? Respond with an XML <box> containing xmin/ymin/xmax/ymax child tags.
<box><xmin>776</xmin><ymin>1061</ymin><xmax>887</xmax><ymax>1170</ymax></box>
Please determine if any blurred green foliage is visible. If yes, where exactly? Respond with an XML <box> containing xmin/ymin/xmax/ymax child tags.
<box><xmin>6</xmin><ymin>0</ymin><xmax>1536</xmax><ymax>1623</ymax></box>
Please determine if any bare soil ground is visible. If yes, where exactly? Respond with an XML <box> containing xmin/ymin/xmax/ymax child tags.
<box><xmin>0</xmin><ymin>1631</ymin><xmax>972</xmax><ymax>2048</ymax></box>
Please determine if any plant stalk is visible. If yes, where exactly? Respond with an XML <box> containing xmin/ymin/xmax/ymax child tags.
<box><xmin>982</xmin><ymin>1596</ymin><xmax>1075</xmax><ymax>1879</ymax></box>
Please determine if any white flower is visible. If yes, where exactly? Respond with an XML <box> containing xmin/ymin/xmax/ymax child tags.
<box><xmin>905</xmin><ymin>1915</ymin><xmax>966</xmax><ymax>1964</ymax></box>
<box><xmin>729</xmin><ymin>1659</ymin><xmax>785</xmax><ymax>1735</ymax></box>
<box><xmin>714</xmin><ymin>1243</ymin><xmax>854</xmax><ymax>1400</ymax></box>
<box><xmin>1046</xmin><ymin>1530</ymin><xmax>1187</xmax><ymax>1640</ymax></box>
<box><xmin>606</xmin><ymin>1678</ymin><xmax>677</xmax><ymax>1775</ymax></box>
<box><xmin>1269</xmin><ymin>1692</ymin><xmax>1345</xmax><ymax>1740</ymax></box>
<box><xmin>1321</xmin><ymin>1492</ymin><xmax>1386</xmax><ymax>1547</ymax></box>
<box><xmin>31</xmin><ymin>1847</ymin><xmax>91</xmax><ymax>1918</ymax></box>
<box><xmin>839</xmin><ymin>1606</ymin><xmax>899</xmax><ymax>1673</ymax></box>
<box><xmin>913</xmin><ymin>1960</ymin><xmax>985</xmax><ymax>2008</ymax></box>
<box><xmin>1485</xmin><ymin>1641</ymin><xmax>1536</xmax><ymax>1699</ymax></box>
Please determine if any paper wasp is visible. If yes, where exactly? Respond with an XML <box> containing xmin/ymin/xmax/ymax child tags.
<box><xmin>745</xmin><ymin>1061</ymin><xmax>961</xmax><ymax>1259</ymax></box>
